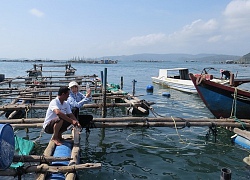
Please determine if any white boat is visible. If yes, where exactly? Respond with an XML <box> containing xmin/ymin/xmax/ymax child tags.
<box><xmin>152</xmin><ymin>68</ymin><xmax>197</xmax><ymax>93</ymax></box>
<box><xmin>151</xmin><ymin>68</ymin><xmax>228</xmax><ymax>94</ymax></box>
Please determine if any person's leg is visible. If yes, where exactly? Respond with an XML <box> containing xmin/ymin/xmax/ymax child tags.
<box><xmin>52</xmin><ymin>119</ymin><xmax>63</xmax><ymax>145</ymax></box>
<box><xmin>71</xmin><ymin>107</ymin><xmax>79</xmax><ymax>119</ymax></box>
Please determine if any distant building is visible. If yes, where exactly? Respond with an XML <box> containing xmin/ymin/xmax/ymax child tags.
<box><xmin>225</xmin><ymin>60</ymin><xmax>234</xmax><ymax>64</ymax></box>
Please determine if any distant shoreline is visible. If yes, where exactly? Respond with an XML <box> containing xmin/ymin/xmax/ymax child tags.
<box><xmin>0</xmin><ymin>59</ymin><xmax>118</xmax><ymax>64</ymax></box>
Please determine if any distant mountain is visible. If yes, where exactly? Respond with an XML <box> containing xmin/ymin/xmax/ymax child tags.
<box><xmin>238</xmin><ymin>53</ymin><xmax>250</xmax><ymax>64</ymax></box>
<box><xmin>100</xmin><ymin>53</ymin><xmax>241</xmax><ymax>62</ymax></box>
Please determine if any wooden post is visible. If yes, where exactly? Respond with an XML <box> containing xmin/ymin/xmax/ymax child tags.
<box><xmin>73</xmin><ymin>128</ymin><xmax>80</xmax><ymax>145</ymax></box>
<box><xmin>120</xmin><ymin>76</ymin><xmax>123</xmax><ymax>90</ymax></box>
<box><xmin>102</xmin><ymin>68</ymin><xmax>107</xmax><ymax>118</ymax></box>
<box><xmin>94</xmin><ymin>79</ymin><xmax>97</xmax><ymax>93</ymax></box>
<box><xmin>100</xmin><ymin>71</ymin><xmax>103</xmax><ymax>84</ymax></box>
<box><xmin>132</xmin><ymin>79</ymin><xmax>137</xmax><ymax>96</ymax></box>
<box><xmin>229</xmin><ymin>73</ymin><xmax>234</xmax><ymax>86</ymax></box>
<box><xmin>49</xmin><ymin>91</ymin><xmax>52</xmax><ymax>101</ymax></box>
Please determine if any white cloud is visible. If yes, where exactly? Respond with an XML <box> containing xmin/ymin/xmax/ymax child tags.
<box><xmin>223</xmin><ymin>0</ymin><xmax>250</xmax><ymax>30</ymax></box>
<box><xmin>168</xmin><ymin>19</ymin><xmax>219</xmax><ymax>43</ymax></box>
<box><xmin>123</xmin><ymin>33</ymin><xmax>166</xmax><ymax>46</ymax></box>
<box><xmin>89</xmin><ymin>1</ymin><xmax>250</xmax><ymax>56</ymax></box>
<box><xmin>224</xmin><ymin>0</ymin><xmax>250</xmax><ymax>17</ymax></box>
<box><xmin>29</xmin><ymin>8</ymin><xmax>44</xmax><ymax>17</ymax></box>
<box><xmin>208</xmin><ymin>35</ymin><xmax>222</xmax><ymax>42</ymax></box>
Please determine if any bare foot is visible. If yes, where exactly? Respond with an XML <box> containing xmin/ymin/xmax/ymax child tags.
<box><xmin>52</xmin><ymin>139</ymin><xmax>62</xmax><ymax>146</ymax></box>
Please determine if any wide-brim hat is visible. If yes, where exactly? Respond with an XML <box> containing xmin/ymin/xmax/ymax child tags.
<box><xmin>68</xmin><ymin>81</ymin><xmax>79</xmax><ymax>88</ymax></box>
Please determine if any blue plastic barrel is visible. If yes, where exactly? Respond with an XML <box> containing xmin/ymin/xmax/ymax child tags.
<box><xmin>146</xmin><ymin>85</ymin><xmax>154</xmax><ymax>91</ymax></box>
<box><xmin>0</xmin><ymin>124</ymin><xmax>15</xmax><ymax>170</ymax></box>
<box><xmin>52</xmin><ymin>141</ymin><xmax>73</xmax><ymax>166</ymax></box>
<box><xmin>48</xmin><ymin>172</ymin><xmax>65</xmax><ymax>180</ymax></box>
<box><xmin>233</xmin><ymin>135</ymin><xmax>250</xmax><ymax>150</ymax></box>
<box><xmin>146</xmin><ymin>85</ymin><xmax>154</xmax><ymax>94</ymax></box>
<box><xmin>162</xmin><ymin>92</ymin><xmax>171</xmax><ymax>97</ymax></box>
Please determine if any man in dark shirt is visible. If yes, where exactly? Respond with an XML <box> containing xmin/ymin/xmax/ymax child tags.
<box><xmin>220</xmin><ymin>69</ymin><xmax>231</xmax><ymax>80</ymax></box>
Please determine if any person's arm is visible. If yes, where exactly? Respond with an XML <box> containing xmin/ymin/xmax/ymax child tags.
<box><xmin>53</xmin><ymin>109</ymin><xmax>75</xmax><ymax>123</ymax></box>
<box><xmin>78</xmin><ymin>93</ymin><xmax>92</xmax><ymax>106</ymax></box>
<box><xmin>68</xmin><ymin>92</ymin><xmax>92</xmax><ymax>108</ymax></box>
<box><xmin>68</xmin><ymin>112</ymin><xmax>81</xmax><ymax>127</ymax></box>
<box><xmin>53</xmin><ymin>108</ymin><xmax>81</xmax><ymax>128</ymax></box>
<box><xmin>67</xmin><ymin>94</ymin><xmax>82</xmax><ymax>108</ymax></box>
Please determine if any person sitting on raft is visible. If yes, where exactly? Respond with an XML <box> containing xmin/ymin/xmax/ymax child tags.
<box><xmin>67</xmin><ymin>81</ymin><xmax>92</xmax><ymax>118</ymax></box>
<box><xmin>43</xmin><ymin>86</ymin><xmax>81</xmax><ymax>146</ymax></box>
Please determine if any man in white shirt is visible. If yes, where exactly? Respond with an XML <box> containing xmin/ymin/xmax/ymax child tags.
<box><xmin>43</xmin><ymin>86</ymin><xmax>81</xmax><ymax>146</ymax></box>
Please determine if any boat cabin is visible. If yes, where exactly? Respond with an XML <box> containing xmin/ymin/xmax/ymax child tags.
<box><xmin>158</xmin><ymin>68</ymin><xmax>190</xmax><ymax>80</ymax></box>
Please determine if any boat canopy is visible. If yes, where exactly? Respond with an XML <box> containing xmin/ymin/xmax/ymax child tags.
<box><xmin>159</xmin><ymin>68</ymin><xmax>189</xmax><ymax>80</ymax></box>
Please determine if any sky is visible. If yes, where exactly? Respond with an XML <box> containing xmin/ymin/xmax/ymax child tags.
<box><xmin>0</xmin><ymin>0</ymin><xmax>250</xmax><ymax>60</ymax></box>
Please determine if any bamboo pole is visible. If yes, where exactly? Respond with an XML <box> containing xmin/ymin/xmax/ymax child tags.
<box><xmin>102</xmin><ymin>68</ymin><xmax>107</xmax><ymax>118</ymax></box>
<box><xmin>66</xmin><ymin>145</ymin><xmax>80</xmax><ymax>180</ymax></box>
<box><xmin>91</xmin><ymin>121</ymin><xmax>250</xmax><ymax>128</ymax></box>
<box><xmin>11</xmin><ymin>123</ymin><xmax>44</xmax><ymax>128</ymax></box>
<box><xmin>0</xmin><ymin>95</ymin><xmax>22</xmax><ymax>116</ymax></box>
<box><xmin>9</xmin><ymin>121</ymin><xmax>250</xmax><ymax>129</ymax></box>
<box><xmin>0</xmin><ymin>163</ymin><xmax>102</xmax><ymax>176</ymax></box>
<box><xmin>1</xmin><ymin>95</ymin><xmax>130</xmax><ymax>101</ymax></box>
<box><xmin>36</xmin><ymin>140</ymin><xmax>56</xmax><ymax>180</ymax></box>
<box><xmin>8</xmin><ymin>100</ymin><xmax>27</xmax><ymax>119</ymax></box>
<box><xmin>13</xmin><ymin>155</ymin><xmax>72</xmax><ymax>162</ymax></box>
<box><xmin>0</xmin><ymin>101</ymin><xmax>155</xmax><ymax>111</ymax></box>
<box><xmin>2</xmin><ymin>117</ymin><xmax>250</xmax><ymax>124</ymax></box>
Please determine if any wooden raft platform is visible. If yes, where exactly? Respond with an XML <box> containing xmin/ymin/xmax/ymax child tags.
<box><xmin>0</xmin><ymin>128</ymin><xmax>101</xmax><ymax>179</ymax></box>
<box><xmin>0</xmin><ymin>65</ymin><xmax>153</xmax><ymax>118</ymax></box>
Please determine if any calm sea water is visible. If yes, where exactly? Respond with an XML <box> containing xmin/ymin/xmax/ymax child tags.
<box><xmin>1</xmin><ymin>60</ymin><xmax>250</xmax><ymax>179</ymax></box>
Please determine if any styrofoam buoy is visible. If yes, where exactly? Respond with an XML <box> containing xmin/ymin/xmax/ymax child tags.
<box><xmin>0</xmin><ymin>124</ymin><xmax>15</xmax><ymax>170</ymax></box>
<box><xmin>162</xmin><ymin>92</ymin><xmax>170</xmax><ymax>97</ymax></box>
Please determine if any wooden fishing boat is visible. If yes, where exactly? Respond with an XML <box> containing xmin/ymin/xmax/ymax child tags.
<box><xmin>151</xmin><ymin>68</ymin><xmax>227</xmax><ymax>94</ymax></box>
<box><xmin>189</xmin><ymin>73</ymin><xmax>250</xmax><ymax>119</ymax></box>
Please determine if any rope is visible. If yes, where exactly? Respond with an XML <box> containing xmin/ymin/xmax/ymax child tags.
<box><xmin>195</xmin><ymin>75</ymin><xmax>203</xmax><ymax>85</ymax></box>
<box><xmin>233</xmin><ymin>117</ymin><xmax>246</xmax><ymax>130</ymax></box>
<box><xmin>146</xmin><ymin>104</ymin><xmax>164</xmax><ymax>117</ymax></box>
<box><xmin>171</xmin><ymin>116</ymin><xmax>188</xmax><ymax>144</ymax></box>
<box><xmin>229</xmin><ymin>87</ymin><xmax>246</xmax><ymax>129</ymax></box>
<box><xmin>230</xmin><ymin>87</ymin><xmax>237</xmax><ymax>118</ymax></box>
<box><xmin>33</xmin><ymin>128</ymin><xmax>45</xmax><ymax>143</ymax></box>
<box><xmin>25</xmin><ymin>105</ymin><xmax>30</xmax><ymax>119</ymax></box>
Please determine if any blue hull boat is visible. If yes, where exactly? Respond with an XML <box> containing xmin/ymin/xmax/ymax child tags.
<box><xmin>189</xmin><ymin>73</ymin><xmax>250</xmax><ymax>119</ymax></box>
